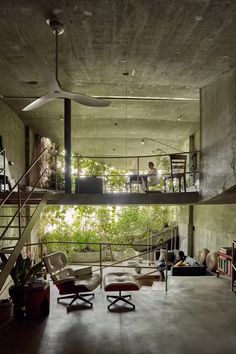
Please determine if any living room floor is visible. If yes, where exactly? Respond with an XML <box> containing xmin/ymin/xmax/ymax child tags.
<box><xmin>1</xmin><ymin>275</ymin><xmax>236</xmax><ymax>354</ymax></box>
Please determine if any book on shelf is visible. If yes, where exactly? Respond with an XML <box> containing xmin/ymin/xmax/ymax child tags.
<box><xmin>219</xmin><ymin>247</ymin><xmax>233</xmax><ymax>256</ymax></box>
<box><xmin>218</xmin><ymin>256</ymin><xmax>232</xmax><ymax>275</ymax></box>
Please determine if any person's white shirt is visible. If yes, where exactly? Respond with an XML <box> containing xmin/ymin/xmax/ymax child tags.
<box><xmin>147</xmin><ymin>167</ymin><xmax>158</xmax><ymax>185</ymax></box>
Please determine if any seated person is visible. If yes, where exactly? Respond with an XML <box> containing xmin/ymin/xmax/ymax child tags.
<box><xmin>174</xmin><ymin>251</ymin><xmax>189</xmax><ymax>266</ymax></box>
<box><xmin>141</xmin><ymin>161</ymin><xmax>158</xmax><ymax>191</ymax></box>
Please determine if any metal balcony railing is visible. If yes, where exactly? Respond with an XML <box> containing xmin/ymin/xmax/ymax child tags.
<box><xmin>35</xmin><ymin>150</ymin><xmax>200</xmax><ymax>194</ymax></box>
<box><xmin>0</xmin><ymin>240</ymin><xmax>170</xmax><ymax>295</ymax></box>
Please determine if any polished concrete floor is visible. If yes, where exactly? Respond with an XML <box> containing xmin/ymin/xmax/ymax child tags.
<box><xmin>1</xmin><ymin>276</ymin><xmax>236</xmax><ymax>354</ymax></box>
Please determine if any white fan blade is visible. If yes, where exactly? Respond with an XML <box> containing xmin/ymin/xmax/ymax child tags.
<box><xmin>62</xmin><ymin>91</ymin><xmax>110</xmax><ymax>107</ymax></box>
<box><xmin>22</xmin><ymin>93</ymin><xmax>55</xmax><ymax>111</ymax></box>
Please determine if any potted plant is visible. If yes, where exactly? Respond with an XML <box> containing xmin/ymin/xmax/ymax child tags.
<box><xmin>9</xmin><ymin>253</ymin><xmax>43</xmax><ymax>319</ymax></box>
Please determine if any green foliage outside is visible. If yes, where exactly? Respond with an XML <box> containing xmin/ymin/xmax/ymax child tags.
<box><xmin>39</xmin><ymin>204</ymin><xmax>176</xmax><ymax>254</ymax></box>
<box><xmin>38</xmin><ymin>142</ymin><xmax>178</xmax><ymax>254</ymax></box>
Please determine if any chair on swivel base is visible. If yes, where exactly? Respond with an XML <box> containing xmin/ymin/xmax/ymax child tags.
<box><xmin>55</xmin><ymin>278</ymin><xmax>98</xmax><ymax>311</ymax></box>
<box><xmin>43</xmin><ymin>252</ymin><xmax>102</xmax><ymax>312</ymax></box>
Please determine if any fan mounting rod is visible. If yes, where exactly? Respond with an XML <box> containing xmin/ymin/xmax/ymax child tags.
<box><xmin>46</xmin><ymin>18</ymin><xmax>64</xmax><ymax>84</ymax></box>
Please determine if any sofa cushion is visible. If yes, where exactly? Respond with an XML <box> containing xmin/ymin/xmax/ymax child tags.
<box><xmin>206</xmin><ymin>251</ymin><xmax>218</xmax><ymax>272</ymax></box>
<box><xmin>171</xmin><ymin>264</ymin><xmax>206</xmax><ymax>276</ymax></box>
<box><xmin>171</xmin><ymin>255</ymin><xmax>206</xmax><ymax>276</ymax></box>
<box><xmin>197</xmin><ymin>248</ymin><xmax>210</xmax><ymax>265</ymax></box>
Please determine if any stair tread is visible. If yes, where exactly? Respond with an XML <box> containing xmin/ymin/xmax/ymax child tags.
<box><xmin>0</xmin><ymin>225</ymin><xmax>26</xmax><ymax>228</ymax></box>
<box><xmin>0</xmin><ymin>249</ymin><xmax>14</xmax><ymax>254</ymax></box>
<box><xmin>2</xmin><ymin>237</ymin><xmax>19</xmax><ymax>240</ymax></box>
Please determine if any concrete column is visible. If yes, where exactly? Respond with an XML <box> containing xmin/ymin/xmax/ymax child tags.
<box><xmin>64</xmin><ymin>98</ymin><xmax>72</xmax><ymax>193</ymax></box>
<box><xmin>187</xmin><ymin>205</ymin><xmax>194</xmax><ymax>257</ymax></box>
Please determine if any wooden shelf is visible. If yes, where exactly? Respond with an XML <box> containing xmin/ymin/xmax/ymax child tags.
<box><xmin>232</xmin><ymin>241</ymin><xmax>236</xmax><ymax>293</ymax></box>
<box><xmin>217</xmin><ymin>251</ymin><xmax>232</xmax><ymax>277</ymax></box>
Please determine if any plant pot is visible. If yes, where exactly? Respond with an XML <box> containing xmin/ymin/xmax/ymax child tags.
<box><xmin>0</xmin><ymin>298</ymin><xmax>13</xmax><ymax>323</ymax></box>
<box><xmin>9</xmin><ymin>285</ymin><xmax>28</xmax><ymax>319</ymax></box>
<box><xmin>68</xmin><ymin>250</ymin><xmax>107</xmax><ymax>263</ymax></box>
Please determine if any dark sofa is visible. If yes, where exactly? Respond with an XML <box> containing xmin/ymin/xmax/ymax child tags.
<box><xmin>171</xmin><ymin>256</ymin><xmax>206</xmax><ymax>276</ymax></box>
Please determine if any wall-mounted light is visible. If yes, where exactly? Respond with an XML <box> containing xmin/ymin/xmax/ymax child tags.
<box><xmin>141</xmin><ymin>138</ymin><xmax>144</xmax><ymax>145</ymax></box>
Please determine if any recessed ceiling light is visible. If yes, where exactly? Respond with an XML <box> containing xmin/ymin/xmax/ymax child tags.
<box><xmin>113</xmin><ymin>107</ymin><xmax>118</xmax><ymax>110</ymax></box>
<box><xmin>195</xmin><ymin>15</ymin><xmax>203</xmax><ymax>21</ymax></box>
<box><xmin>83</xmin><ymin>10</ymin><xmax>93</xmax><ymax>16</ymax></box>
<box><xmin>52</xmin><ymin>8</ymin><xmax>63</xmax><ymax>15</ymax></box>
<box><xmin>120</xmin><ymin>59</ymin><xmax>127</xmax><ymax>63</ymax></box>
<box><xmin>26</xmin><ymin>81</ymin><xmax>38</xmax><ymax>85</ymax></box>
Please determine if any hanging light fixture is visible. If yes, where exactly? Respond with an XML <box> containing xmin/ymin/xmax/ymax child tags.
<box><xmin>141</xmin><ymin>137</ymin><xmax>183</xmax><ymax>153</ymax></box>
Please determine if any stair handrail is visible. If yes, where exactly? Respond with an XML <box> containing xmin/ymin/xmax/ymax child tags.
<box><xmin>0</xmin><ymin>147</ymin><xmax>49</xmax><ymax>207</ymax></box>
<box><xmin>0</xmin><ymin>168</ymin><xmax>49</xmax><ymax>241</ymax></box>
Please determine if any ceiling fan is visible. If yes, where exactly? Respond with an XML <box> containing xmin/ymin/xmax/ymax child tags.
<box><xmin>22</xmin><ymin>18</ymin><xmax>110</xmax><ymax>111</ymax></box>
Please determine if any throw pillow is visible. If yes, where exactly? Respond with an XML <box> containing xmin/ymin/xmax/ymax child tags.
<box><xmin>197</xmin><ymin>248</ymin><xmax>209</xmax><ymax>265</ymax></box>
<box><xmin>206</xmin><ymin>251</ymin><xmax>218</xmax><ymax>271</ymax></box>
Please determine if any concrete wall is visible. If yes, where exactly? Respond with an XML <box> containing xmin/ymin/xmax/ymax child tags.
<box><xmin>177</xmin><ymin>206</ymin><xmax>189</xmax><ymax>255</ymax></box>
<box><xmin>0</xmin><ymin>101</ymin><xmax>25</xmax><ymax>181</ymax></box>
<box><xmin>0</xmin><ymin>101</ymin><xmax>26</xmax><ymax>245</ymax></box>
<box><xmin>200</xmin><ymin>69</ymin><xmax>236</xmax><ymax>199</ymax></box>
<box><xmin>176</xmin><ymin>69</ymin><xmax>236</xmax><ymax>258</ymax></box>
<box><xmin>178</xmin><ymin>203</ymin><xmax>236</xmax><ymax>258</ymax></box>
<box><xmin>0</xmin><ymin>104</ymin><xmax>43</xmax><ymax>299</ymax></box>
<box><xmin>193</xmin><ymin>204</ymin><xmax>236</xmax><ymax>257</ymax></box>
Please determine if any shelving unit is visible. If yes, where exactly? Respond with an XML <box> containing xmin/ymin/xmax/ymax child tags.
<box><xmin>217</xmin><ymin>251</ymin><xmax>232</xmax><ymax>277</ymax></box>
<box><xmin>232</xmin><ymin>241</ymin><xmax>236</xmax><ymax>293</ymax></box>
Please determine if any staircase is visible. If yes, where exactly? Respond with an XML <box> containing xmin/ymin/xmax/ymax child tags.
<box><xmin>0</xmin><ymin>147</ymin><xmax>52</xmax><ymax>293</ymax></box>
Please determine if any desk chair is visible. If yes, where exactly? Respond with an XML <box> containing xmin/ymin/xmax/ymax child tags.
<box><xmin>164</xmin><ymin>154</ymin><xmax>187</xmax><ymax>192</ymax></box>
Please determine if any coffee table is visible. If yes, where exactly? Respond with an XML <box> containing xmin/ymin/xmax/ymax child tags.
<box><xmin>123</xmin><ymin>260</ymin><xmax>163</xmax><ymax>286</ymax></box>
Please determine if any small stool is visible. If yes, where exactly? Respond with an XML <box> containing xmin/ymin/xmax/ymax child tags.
<box><xmin>104</xmin><ymin>272</ymin><xmax>140</xmax><ymax>310</ymax></box>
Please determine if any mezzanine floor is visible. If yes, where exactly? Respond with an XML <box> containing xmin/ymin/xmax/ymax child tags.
<box><xmin>1</xmin><ymin>276</ymin><xmax>236</xmax><ymax>354</ymax></box>
<box><xmin>0</xmin><ymin>190</ymin><xmax>200</xmax><ymax>206</ymax></box>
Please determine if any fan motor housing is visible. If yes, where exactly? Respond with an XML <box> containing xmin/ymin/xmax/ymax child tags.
<box><xmin>47</xmin><ymin>18</ymin><xmax>64</xmax><ymax>35</ymax></box>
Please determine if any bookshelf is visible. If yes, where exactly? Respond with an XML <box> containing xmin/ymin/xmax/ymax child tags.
<box><xmin>217</xmin><ymin>250</ymin><xmax>232</xmax><ymax>278</ymax></box>
<box><xmin>232</xmin><ymin>241</ymin><xmax>236</xmax><ymax>293</ymax></box>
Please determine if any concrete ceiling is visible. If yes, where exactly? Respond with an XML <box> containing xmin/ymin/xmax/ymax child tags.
<box><xmin>0</xmin><ymin>0</ymin><xmax>236</xmax><ymax>168</ymax></box>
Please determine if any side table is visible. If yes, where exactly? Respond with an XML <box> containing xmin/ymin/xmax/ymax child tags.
<box><xmin>26</xmin><ymin>282</ymin><xmax>50</xmax><ymax>319</ymax></box>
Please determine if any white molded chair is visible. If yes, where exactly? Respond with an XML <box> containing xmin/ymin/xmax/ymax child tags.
<box><xmin>43</xmin><ymin>252</ymin><xmax>101</xmax><ymax>311</ymax></box>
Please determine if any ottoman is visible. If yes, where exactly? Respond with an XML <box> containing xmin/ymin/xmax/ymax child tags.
<box><xmin>104</xmin><ymin>272</ymin><xmax>140</xmax><ymax>310</ymax></box>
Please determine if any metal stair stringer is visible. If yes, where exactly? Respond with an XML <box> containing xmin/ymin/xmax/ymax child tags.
<box><xmin>0</xmin><ymin>191</ymin><xmax>51</xmax><ymax>292</ymax></box>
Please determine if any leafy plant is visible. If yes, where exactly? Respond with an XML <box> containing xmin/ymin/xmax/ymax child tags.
<box><xmin>10</xmin><ymin>253</ymin><xmax>43</xmax><ymax>287</ymax></box>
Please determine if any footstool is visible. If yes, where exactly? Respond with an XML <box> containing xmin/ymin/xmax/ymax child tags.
<box><xmin>104</xmin><ymin>272</ymin><xmax>140</xmax><ymax>310</ymax></box>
